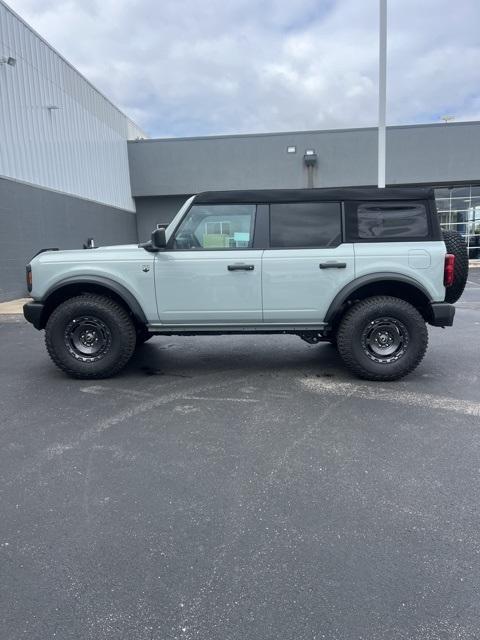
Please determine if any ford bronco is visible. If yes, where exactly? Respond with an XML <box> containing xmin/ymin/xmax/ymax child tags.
<box><xmin>23</xmin><ymin>187</ymin><xmax>468</xmax><ymax>381</ymax></box>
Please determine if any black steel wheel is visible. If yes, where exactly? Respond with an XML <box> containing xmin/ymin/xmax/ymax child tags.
<box><xmin>337</xmin><ymin>296</ymin><xmax>428</xmax><ymax>381</ymax></box>
<box><xmin>45</xmin><ymin>294</ymin><xmax>136</xmax><ymax>379</ymax></box>
<box><xmin>361</xmin><ymin>316</ymin><xmax>409</xmax><ymax>364</ymax></box>
<box><xmin>64</xmin><ymin>316</ymin><xmax>112</xmax><ymax>362</ymax></box>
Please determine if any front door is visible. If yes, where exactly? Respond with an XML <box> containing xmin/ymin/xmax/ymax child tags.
<box><xmin>154</xmin><ymin>203</ymin><xmax>263</xmax><ymax>325</ymax></box>
<box><xmin>262</xmin><ymin>201</ymin><xmax>355</xmax><ymax>323</ymax></box>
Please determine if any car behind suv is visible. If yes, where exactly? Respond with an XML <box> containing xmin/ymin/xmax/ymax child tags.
<box><xmin>23</xmin><ymin>187</ymin><xmax>468</xmax><ymax>381</ymax></box>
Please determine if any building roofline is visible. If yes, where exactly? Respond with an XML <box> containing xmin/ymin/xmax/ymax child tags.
<box><xmin>128</xmin><ymin>120</ymin><xmax>480</xmax><ymax>145</ymax></box>
<box><xmin>0</xmin><ymin>0</ymin><xmax>147</xmax><ymax>137</ymax></box>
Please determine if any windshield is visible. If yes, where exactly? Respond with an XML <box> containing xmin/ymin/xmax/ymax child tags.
<box><xmin>165</xmin><ymin>195</ymin><xmax>196</xmax><ymax>243</ymax></box>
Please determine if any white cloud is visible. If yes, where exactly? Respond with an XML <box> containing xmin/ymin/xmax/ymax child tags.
<box><xmin>7</xmin><ymin>0</ymin><xmax>480</xmax><ymax>137</ymax></box>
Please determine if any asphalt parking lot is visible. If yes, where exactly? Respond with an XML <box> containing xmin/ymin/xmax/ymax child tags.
<box><xmin>1</xmin><ymin>272</ymin><xmax>480</xmax><ymax>640</ymax></box>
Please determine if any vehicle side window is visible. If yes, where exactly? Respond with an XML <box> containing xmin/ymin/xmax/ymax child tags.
<box><xmin>172</xmin><ymin>204</ymin><xmax>256</xmax><ymax>249</ymax></box>
<box><xmin>346</xmin><ymin>201</ymin><xmax>429</xmax><ymax>241</ymax></box>
<box><xmin>269</xmin><ymin>202</ymin><xmax>342</xmax><ymax>248</ymax></box>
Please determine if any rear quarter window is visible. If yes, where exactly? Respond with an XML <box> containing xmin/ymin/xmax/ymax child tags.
<box><xmin>346</xmin><ymin>201</ymin><xmax>430</xmax><ymax>241</ymax></box>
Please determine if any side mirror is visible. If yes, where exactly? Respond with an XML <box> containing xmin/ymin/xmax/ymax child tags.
<box><xmin>151</xmin><ymin>227</ymin><xmax>167</xmax><ymax>249</ymax></box>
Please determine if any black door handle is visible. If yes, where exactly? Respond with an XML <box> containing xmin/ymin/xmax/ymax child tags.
<box><xmin>228</xmin><ymin>264</ymin><xmax>255</xmax><ymax>271</ymax></box>
<box><xmin>319</xmin><ymin>262</ymin><xmax>347</xmax><ymax>269</ymax></box>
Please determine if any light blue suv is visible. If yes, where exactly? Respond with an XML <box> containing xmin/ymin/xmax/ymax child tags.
<box><xmin>23</xmin><ymin>187</ymin><xmax>468</xmax><ymax>381</ymax></box>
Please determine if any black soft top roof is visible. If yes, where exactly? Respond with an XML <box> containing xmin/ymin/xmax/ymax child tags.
<box><xmin>194</xmin><ymin>186</ymin><xmax>434</xmax><ymax>205</ymax></box>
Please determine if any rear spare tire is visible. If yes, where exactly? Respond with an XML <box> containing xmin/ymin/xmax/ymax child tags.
<box><xmin>442</xmin><ymin>230</ymin><xmax>468</xmax><ymax>303</ymax></box>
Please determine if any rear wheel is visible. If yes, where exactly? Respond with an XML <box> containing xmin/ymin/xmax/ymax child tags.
<box><xmin>337</xmin><ymin>296</ymin><xmax>428</xmax><ymax>381</ymax></box>
<box><xmin>45</xmin><ymin>294</ymin><xmax>136</xmax><ymax>379</ymax></box>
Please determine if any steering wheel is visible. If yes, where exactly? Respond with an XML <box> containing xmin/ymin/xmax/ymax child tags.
<box><xmin>175</xmin><ymin>232</ymin><xmax>202</xmax><ymax>249</ymax></box>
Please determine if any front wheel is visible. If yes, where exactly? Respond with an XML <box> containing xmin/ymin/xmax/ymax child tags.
<box><xmin>336</xmin><ymin>296</ymin><xmax>428</xmax><ymax>381</ymax></box>
<box><xmin>45</xmin><ymin>294</ymin><xmax>136</xmax><ymax>379</ymax></box>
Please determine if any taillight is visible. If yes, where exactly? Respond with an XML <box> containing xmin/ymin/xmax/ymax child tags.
<box><xmin>444</xmin><ymin>254</ymin><xmax>455</xmax><ymax>287</ymax></box>
<box><xmin>26</xmin><ymin>265</ymin><xmax>32</xmax><ymax>292</ymax></box>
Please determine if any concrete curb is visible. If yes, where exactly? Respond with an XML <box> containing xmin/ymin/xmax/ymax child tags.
<box><xmin>0</xmin><ymin>298</ymin><xmax>29</xmax><ymax>314</ymax></box>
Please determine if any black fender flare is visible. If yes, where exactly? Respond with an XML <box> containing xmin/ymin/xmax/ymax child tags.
<box><xmin>41</xmin><ymin>275</ymin><xmax>148</xmax><ymax>326</ymax></box>
<box><xmin>324</xmin><ymin>272</ymin><xmax>433</xmax><ymax>324</ymax></box>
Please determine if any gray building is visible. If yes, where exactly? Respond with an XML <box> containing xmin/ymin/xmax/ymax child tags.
<box><xmin>129</xmin><ymin>123</ymin><xmax>480</xmax><ymax>245</ymax></box>
<box><xmin>1</xmin><ymin>0</ymin><xmax>479</xmax><ymax>302</ymax></box>
<box><xmin>0</xmin><ymin>0</ymin><xmax>145</xmax><ymax>301</ymax></box>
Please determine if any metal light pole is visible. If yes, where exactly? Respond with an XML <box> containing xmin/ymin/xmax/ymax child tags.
<box><xmin>378</xmin><ymin>0</ymin><xmax>387</xmax><ymax>188</ymax></box>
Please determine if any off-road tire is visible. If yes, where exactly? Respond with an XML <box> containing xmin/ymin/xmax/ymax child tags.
<box><xmin>136</xmin><ymin>326</ymin><xmax>153</xmax><ymax>346</ymax></box>
<box><xmin>45</xmin><ymin>294</ymin><xmax>136</xmax><ymax>379</ymax></box>
<box><xmin>442</xmin><ymin>230</ymin><xmax>468</xmax><ymax>303</ymax></box>
<box><xmin>337</xmin><ymin>296</ymin><xmax>428</xmax><ymax>381</ymax></box>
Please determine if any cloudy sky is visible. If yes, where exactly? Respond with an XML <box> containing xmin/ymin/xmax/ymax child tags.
<box><xmin>8</xmin><ymin>0</ymin><xmax>480</xmax><ymax>138</ymax></box>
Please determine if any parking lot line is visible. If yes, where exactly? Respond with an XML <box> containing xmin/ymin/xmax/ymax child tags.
<box><xmin>300</xmin><ymin>376</ymin><xmax>480</xmax><ymax>417</ymax></box>
<box><xmin>183</xmin><ymin>395</ymin><xmax>259</xmax><ymax>403</ymax></box>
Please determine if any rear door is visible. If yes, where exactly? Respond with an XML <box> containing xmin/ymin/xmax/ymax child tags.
<box><xmin>262</xmin><ymin>201</ymin><xmax>355</xmax><ymax>323</ymax></box>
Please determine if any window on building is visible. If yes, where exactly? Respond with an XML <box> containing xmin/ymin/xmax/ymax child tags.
<box><xmin>435</xmin><ymin>185</ymin><xmax>480</xmax><ymax>258</ymax></box>
<box><xmin>346</xmin><ymin>202</ymin><xmax>428</xmax><ymax>240</ymax></box>
<box><xmin>269</xmin><ymin>202</ymin><xmax>341</xmax><ymax>248</ymax></box>
<box><xmin>172</xmin><ymin>204</ymin><xmax>256</xmax><ymax>249</ymax></box>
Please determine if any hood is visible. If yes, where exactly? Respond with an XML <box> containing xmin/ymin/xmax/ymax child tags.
<box><xmin>31</xmin><ymin>244</ymin><xmax>148</xmax><ymax>265</ymax></box>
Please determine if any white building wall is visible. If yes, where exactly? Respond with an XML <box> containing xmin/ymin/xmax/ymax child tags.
<box><xmin>0</xmin><ymin>0</ymin><xmax>146</xmax><ymax>211</ymax></box>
